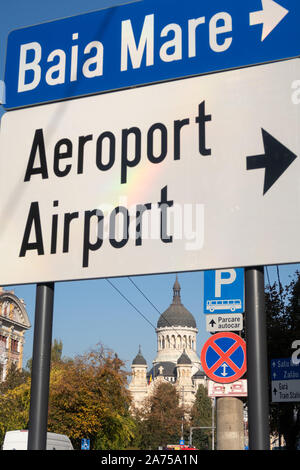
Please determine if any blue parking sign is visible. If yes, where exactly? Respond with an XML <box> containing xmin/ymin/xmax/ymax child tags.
<box><xmin>204</xmin><ymin>269</ymin><xmax>244</xmax><ymax>314</ymax></box>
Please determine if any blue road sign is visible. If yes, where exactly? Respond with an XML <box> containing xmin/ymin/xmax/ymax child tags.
<box><xmin>81</xmin><ymin>438</ymin><xmax>90</xmax><ymax>450</ymax></box>
<box><xmin>271</xmin><ymin>357</ymin><xmax>300</xmax><ymax>381</ymax></box>
<box><xmin>4</xmin><ymin>0</ymin><xmax>300</xmax><ymax>109</ymax></box>
<box><xmin>201</xmin><ymin>332</ymin><xmax>247</xmax><ymax>384</ymax></box>
<box><xmin>271</xmin><ymin>358</ymin><xmax>300</xmax><ymax>402</ymax></box>
<box><xmin>204</xmin><ymin>268</ymin><xmax>244</xmax><ymax>314</ymax></box>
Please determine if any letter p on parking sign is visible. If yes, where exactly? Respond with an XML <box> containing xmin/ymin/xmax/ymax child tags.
<box><xmin>215</xmin><ymin>269</ymin><xmax>237</xmax><ymax>297</ymax></box>
<box><xmin>204</xmin><ymin>268</ymin><xmax>244</xmax><ymax>314</ymax></box>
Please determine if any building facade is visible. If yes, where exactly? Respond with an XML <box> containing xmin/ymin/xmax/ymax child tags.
<box><xmin>129</xmin><ymin>277</ymin><xmax>206</xmax><ymax>410</ymax></box>
<box><xmin>0</xmin><ymin>287</ymin><xmax>31</xmax><ymax>381</ymax></box>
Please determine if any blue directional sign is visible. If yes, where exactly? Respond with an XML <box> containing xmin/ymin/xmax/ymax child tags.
<box><xmin>4</xmin><ymin>0</ymin><xmax>300</xmax><ymax>109</ymax></box>
<box><xmin>271</xmin><ymin>357</ymin><xmax>300</xmax><ymax>381</ymax></box>
<box><xmin>204</xmin><ymin>268</ymin><xmax>244</xmax><ymax>314</ymax></box>
<box><xmin>271</xmin><ymin>358</ymin><xmax>300</xmax><ymax>402</ymax></box>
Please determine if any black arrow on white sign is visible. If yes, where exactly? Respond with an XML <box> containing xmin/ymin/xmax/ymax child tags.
<box><xmin>209</xmin><ymin>319</ymin><xmax>216</xmax><ymax>327</ymax></box>
<box><xmin>246</xmin><ymin>129</ymin><xmax>297</xmax><ymax>195</ymax></box>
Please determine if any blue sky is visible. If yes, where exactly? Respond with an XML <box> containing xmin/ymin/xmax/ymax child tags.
<box><xmin>0</xmin><ymin>0</ymin><xmax>299</xmax><ymax>372</ymax></box>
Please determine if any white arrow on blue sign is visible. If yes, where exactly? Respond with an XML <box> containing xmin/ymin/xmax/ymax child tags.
<box><xmin>4</xmin><ymin>0</ymin><xmax>299</xmax><ymax>109</ymax></box>
<box><xmin>204</xmin><ymin>269</ymin><xmax>244</xmax><ymax>314</ymax></box>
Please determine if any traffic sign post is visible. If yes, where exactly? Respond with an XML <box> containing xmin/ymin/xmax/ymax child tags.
<box><xmin>27</xmin><ymin>283</ymin><xmax>54</xmax><ymax>450</ymax></box>
<box><xmin>204</xmin><ymin>268</ymin><xmax>244</xmax><ymax>315</ymax></box>
<box><xmin>206</xmin><ymin>313</ymin><xmax>243</xmax><ymax>333</ymax></box>
<box><xmin>81</xmin><ymin>438</ymin><xmax>90</xmax><ymax>450</ymax></box>
<box><xmin>1</xmin><ymin>59</ymin><xmax>300</xmax><ymax>286</ymax></box>
<box><xmin>2</xmin><ymin>0</ymin><xmax>300</xmax><ymax>453</ymax></box>
<box><xmin>200</xmin><ymin>332</ymin><xmax>247</xmax><ymax>384</ymax></box>
<box><xmin>207</xmin><ymin>379</ymin><xmax>247</xmax><ymax>398</ymax></box>
<box><xmin>271</xmin><ymin>358</ymin><xmax>300</xmax><ymax>402</ymax></box>
<box><xmin>4</xmin><ymin>0</ymin><xmax>300</xmax><ymax>109</ymax></box>
<box><xmin>245</xmin><ymin>267</ymin><xmax>270</xmax><ymax>450</ymax></box>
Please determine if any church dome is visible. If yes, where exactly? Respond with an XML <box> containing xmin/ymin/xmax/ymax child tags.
<box><xmin>132</xmin><ymin>346</ymin><xmax>147</xmax><ymax>365</ymax></box>
<box><xmin>192</xmin><ymin>368</ymin><xmax>206</xmax><ymax>379</ymax></box>
<box><xmin>177</xmin><ymin>350</ymin><xmax>192</xmax><ymax>365</ymax></box>
<box><xmin>157</xmin><ymin>277</ymin><xmax>197</xmax><ymax>329</ymax></box>
<box><xmin>148</xmin><ymin>361</ymin><xmax>177</xmax><ymax>379</ymax></box>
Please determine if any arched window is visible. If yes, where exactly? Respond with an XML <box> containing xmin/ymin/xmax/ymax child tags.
<box><xmin>11</xmin><ymin>339</ymin><xmax>18</xmax><ymax>353</ymax></box>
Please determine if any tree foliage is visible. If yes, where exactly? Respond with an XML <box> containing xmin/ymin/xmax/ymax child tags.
<box><xmin>51</xmin><ymin>338</ymin><xmax>63</xmax><ymax>363</ymax></box>
<box><xmin>0</xmin><ymin>362</ymin><xmax>30</xmax><ymax>395</ymax></box>
<box><xmin>266</xmin><ymin>272</ymin><xmax>300</xmax><ymax>449</ymax></box>
<box><xmin>0</xmin><ymin>379</ymin><xmax>31</xmax><ymax>444</ymax></box>
<box><xmin>47</xmin><ymin>344</ymin><xmax>135</xmax><ymax>449</ymax></box>
<box><xmin>0</xmin><ymin>363</ymin><xmax>31</xmax><ymax>444</ymax></box>
<box><xmin>0</xmin><ymin>342</ymin><xmax>135</xmax><ymax>450</ymax></box>
<box><xmin>190</xmin><ymin>384</ymin><xmax>213</xmax><ymax>449</ymax></box>
<box><xmin>132</xmin><ymin>381</ymin><xmax>186</xmax><ymax>449</ymax></box>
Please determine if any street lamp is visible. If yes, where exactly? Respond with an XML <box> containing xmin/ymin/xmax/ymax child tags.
<box><xmin>180</xmin><ymin>416</ymin><xmax>184</xmax><ymax>444</ymax></box>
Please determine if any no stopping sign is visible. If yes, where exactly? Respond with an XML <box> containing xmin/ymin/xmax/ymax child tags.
<box><xmin>200</xmin><ymin>332</ymin><xmax>247</xmax><ymax>384</ymax></box>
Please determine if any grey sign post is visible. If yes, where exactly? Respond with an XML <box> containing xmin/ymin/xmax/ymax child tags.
<box><xmin>245</xmin><ymin>266</ymin><xmax>270</xmax><ymax>450</ymax></box>
<box><xmin>27</xmin><ymin>283</ymin><xmax>55</xmax><ymax>450</ymax></box>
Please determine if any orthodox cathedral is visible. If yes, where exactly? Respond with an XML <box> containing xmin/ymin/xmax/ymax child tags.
<box><xmin>129</xmin><ymin>277</ymin><xmax>207</xmax><ymax>410</ymax></box>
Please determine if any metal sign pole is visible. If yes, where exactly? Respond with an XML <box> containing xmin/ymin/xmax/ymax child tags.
<box><xmin>27</xmin><ymin>282</ymin><xmax>55</xmax><ymax>450</ymax></box>
<box><xmin>245</xmin><ymin>266</ymin><xmax>270</xmax><ymax>450</ymax></box>
<box><xmin>212</xmin><ymin>398</ymin><xmax>215</xmax><ymax>450</ymax></box>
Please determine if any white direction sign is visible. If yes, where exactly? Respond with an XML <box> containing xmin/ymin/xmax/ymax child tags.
<box><xmin>272</xmin><ymin>379</ymin><xmax>300</xmax><ymax>402</ymax></box>
<box><xmin>206</xmin><ymin>313</ymin><xmax>243</xmax><ymax>332</ymax></box>
<box><xmin>0</xmin><ymin>59</ymin><xmax>300</xmax><ymax>285</ymax></box>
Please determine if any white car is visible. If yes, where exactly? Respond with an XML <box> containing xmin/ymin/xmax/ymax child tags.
<box><xmin>2</xmin><ymin>430</ymin><xmax>73</xmax><ymax>450</ymax></box>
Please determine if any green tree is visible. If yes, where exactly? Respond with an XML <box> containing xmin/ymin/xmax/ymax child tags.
<box><xmin>0</xmin><ymin>363</ymin><xmax>31</xmax><ymax>446</ymax></box>
<box><xmin>0</xmin><ymin>362</ymin><xmax>30</xmax><ymax>394</ymax></box>
<box><xmin>190</xmin><ymin>384</ymin><xmax>213</xmax><ymax>450</ymax></box>
<box><xmin>0</xmin><ymin>342</ymin><xmax>136</xmax><ymax>450</ymax></box>
<box><xmin>266</xmin><ymin>273</ymin><xmax>300</xmax><ymax>449</ymax></box>
<box><xmin>51</xmin><ymin>339</ymin><xmax>63</xmax><ymax>363</ymax></box>
<box><xmin>26</xmin><ymin>338</ymin><xmax>65</xmax><ymax>373</ymax></box>
<box><xmin>47</xmin><ymin>344</ymin><xmax>135</xmax><ymax>450</ymax></box>
<box><xmin>133</xmin><ymin>381</ymin><xmax>186</xmax><ymax>450</ymax></box>
<box><xmin>0</xmin><ymin>379</ymin><xmax>31</xmax><ymax>445</ymax></box>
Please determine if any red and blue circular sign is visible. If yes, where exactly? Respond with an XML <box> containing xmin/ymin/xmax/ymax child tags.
<box><xmin>200</xmin><ymin>332</ymin><xmax>247</xmax><ymax>384</ymax></box>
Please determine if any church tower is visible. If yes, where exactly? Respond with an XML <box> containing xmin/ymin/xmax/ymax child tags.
<box><xmin>128</xmin><ymin>277</ymin><xmax>206</xmax><ymax>410</ymax></box>
<box><xmin>128</xmin><ymin>346</ymin><xmax>148</xmax><ymax>409</ymax></box>
<box><xmin>176</xmin><ymin>350</ymin><xmax>195</xmax><ymax>409</ymax></box>
<box><xmin>153</xmin><ymin>276</ymin><xmax>200</xmax><ymax>375</ymax></box>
